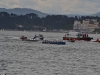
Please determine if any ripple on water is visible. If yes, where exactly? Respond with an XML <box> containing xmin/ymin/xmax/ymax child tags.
<box><xmin>0</xmin><ymin>31</ymin><xmax>100</xmax><ymax>75</ymax></box>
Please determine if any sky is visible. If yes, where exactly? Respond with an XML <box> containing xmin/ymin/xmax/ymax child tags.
<box><xmin>0</xmin><ymin>0</ymin><xmax>100</xmax><ymax>15</ymax></box>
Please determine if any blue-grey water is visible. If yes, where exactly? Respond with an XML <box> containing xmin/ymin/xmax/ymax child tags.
<box><xmin>0</xmin><ymin>31</ymin><xmax>100</xmax><ymax>75</ymax></box>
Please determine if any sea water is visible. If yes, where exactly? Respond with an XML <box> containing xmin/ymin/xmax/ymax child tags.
<box><xmin>0</xmin><ymin>31</ymin><xmax>100</xmax><ymax>75</ymax></box>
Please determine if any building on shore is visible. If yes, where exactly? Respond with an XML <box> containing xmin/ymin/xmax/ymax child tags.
<box><xmin>73</xmin><ymin>19</ymin><xmax>100</xmax><ymax>33</ymax></box>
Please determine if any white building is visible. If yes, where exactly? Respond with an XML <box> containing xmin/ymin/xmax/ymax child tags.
<box><xmin>73</xmin><ymin>20</ymin><xmax>81</xmax><ymax>30</ymax></box>
<box><xmin>73</xmin><ymin>19</ymin><xmax>100</xmax><ymax>32</ymax></box>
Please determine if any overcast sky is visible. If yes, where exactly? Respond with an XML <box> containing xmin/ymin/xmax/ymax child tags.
<box><xmin>0</xmin><ymin>0</ymin><xmax>100</xmax><ymax>15</ymax></box>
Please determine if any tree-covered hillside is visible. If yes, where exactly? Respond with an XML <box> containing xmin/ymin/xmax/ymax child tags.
<box><xmin>0</xmin><ymin>12</ymin><xmax>100</xmax><ymax>31</ymax></box>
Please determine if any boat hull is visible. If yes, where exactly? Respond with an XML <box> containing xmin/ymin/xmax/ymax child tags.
<box><xmin>42</xmin><ymin>40</ymin><xmax>66</xmax><ymax>45</ymax></box>
<box><xmin>93</xmin><ymin>41</ymin><xmax>100</xmax><ymax>42</ymax></box>
<box><xmin>25</xmin><ymin>39</ymin><xmax>40</xmax><ymax>42</ymax></box>
<box><xmin>63</xmin><ymin>37</ymin><xmax>93</xmax><ymax>41</ymax></box>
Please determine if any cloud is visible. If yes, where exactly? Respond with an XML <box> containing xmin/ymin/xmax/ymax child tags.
<box><xmin>0</xmin><ymin>0</ymin><xmax>100</xmax><ymax>15</ymax></box>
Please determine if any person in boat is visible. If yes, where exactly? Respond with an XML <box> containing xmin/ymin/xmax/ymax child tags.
<box><xmin>82</xmin><ymin>33</ymin><xmax>85</xmax><ymax>38</ymax></box>
<box><xmin>84</xmin><ymin>33</ymin><xmax>86</xmax><ymax>37</ymax></box>
<box><xmin>82</xmin><ymin>33</ymin><xmax>87</xmax><ymax>38</ymax></box>
<box><xmin>86</xmin><ymin>34</ymin><xmax>88</xmax><ymax>37</ymax></box>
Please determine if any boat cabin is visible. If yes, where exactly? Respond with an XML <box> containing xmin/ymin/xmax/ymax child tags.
<box><xmin>65</xmin><ymin>32</ymin><xmax>89</xmax><ymax>38</ymax></box>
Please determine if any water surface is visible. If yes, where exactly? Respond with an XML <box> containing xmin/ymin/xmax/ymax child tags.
<box><xmin>0</xmin><ymin>31</ymin><xmax>100</xmax><ymax>75</ymax></box>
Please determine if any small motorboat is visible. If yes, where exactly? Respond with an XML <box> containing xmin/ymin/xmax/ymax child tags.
<box><xmin>20</xmin><ymin>36</ymin><xmax>40</xmax><ymax>42</ymax></box>
<box><xmin>20</xmin><ymin>36</ymin><xmax>27</xmax><ymax>41</ymax></box>
<box><xmin>42</xmin><ymin>40</ymin><xmax>66</xmax><ymax>45</ymax></box>
<box><xmin>20</xmin><ymin>34</ymin><xmax>44</xmax><ymax>41</ymax></box>
<box><xmin>93</xmin><ymin>38</ymin><xmax>100</xmax><ymax>42</ymax></box>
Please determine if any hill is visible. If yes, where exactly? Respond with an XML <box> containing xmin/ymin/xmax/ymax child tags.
<box><xmin>91</xmin><ymin>12</ymin><xmax>100</xmax><ymax>16</ymax></box>
<box><xmin>1</xmin><ymin>8</ymin><xmax>100</xmax><ymax>17</ymax></box>
<box><xmin>0</xmin><ymin>8</ymin><xmax>48</xmax><ymax>17</ymax></box>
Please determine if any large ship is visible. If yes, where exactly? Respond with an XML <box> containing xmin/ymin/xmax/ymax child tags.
<box><xmin>63</xmin><ymin>31</ymin><xmax>93</xmax><ymax>41</ymax></box>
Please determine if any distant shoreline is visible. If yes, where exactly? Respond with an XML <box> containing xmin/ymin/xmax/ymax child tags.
<box><xmin>0</xmin><ymin>29</ymin><xmax>99</xmax><ymax>34</ymax></box>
